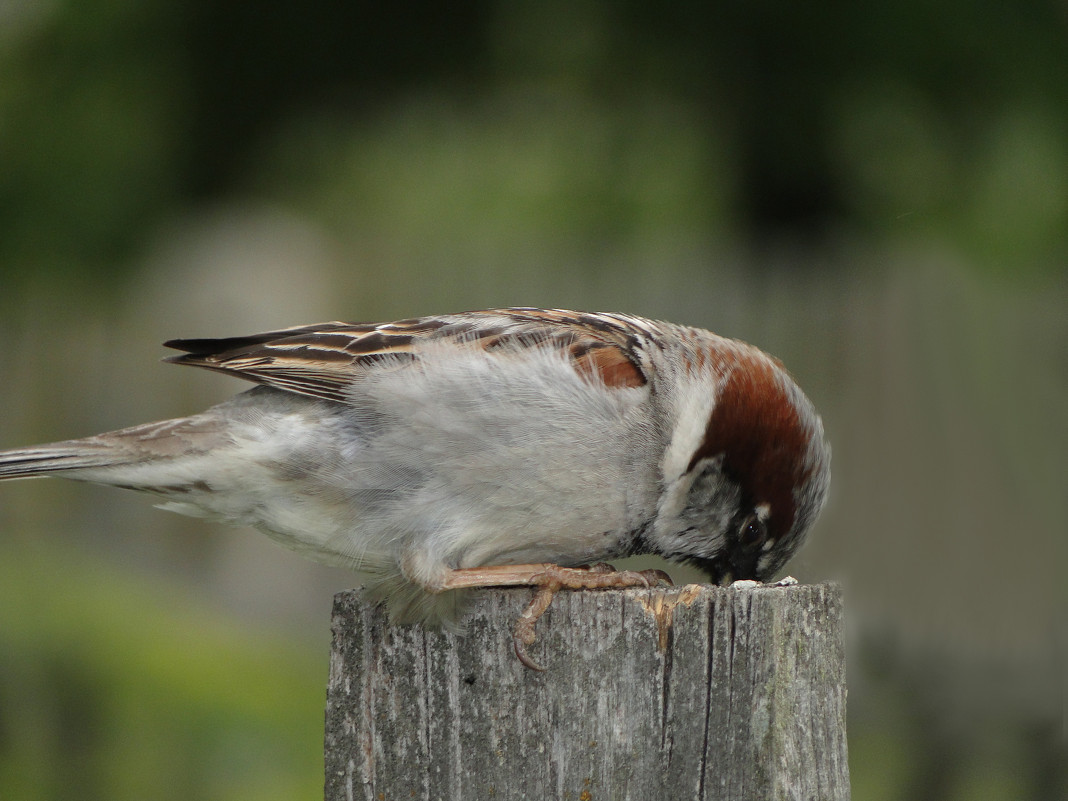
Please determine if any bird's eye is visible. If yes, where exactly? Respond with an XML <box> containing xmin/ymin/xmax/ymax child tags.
<box><xmin>739</xmin><ymin>514</ymin><xmax>768</xmax><ymax>548</ymax></box>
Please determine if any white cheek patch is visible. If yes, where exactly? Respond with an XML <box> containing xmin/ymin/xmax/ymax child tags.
<box><xmin>656</xmin><ymin>471</ymin><xmax>697</xmax><ymax>521</ymax></box>
<box><xmin>757</xmin><ymin>504</ymin><xmax>775</xmax><ymax>555</ymax></box>
<box><xmin>660</xmin><ymin>380</ymin><xmax>717</xmax><ymax>483</ymax></box>
<box><xmin>756</xmin><ymin>549</ymin><xmax>777</xmax><ymax>574</ymax></box>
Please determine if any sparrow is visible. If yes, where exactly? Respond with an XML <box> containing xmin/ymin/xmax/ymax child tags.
<box><xmin>0</xmin><ymin>308</ymin><xmax>830</xmax><ymax>669</ymax></box>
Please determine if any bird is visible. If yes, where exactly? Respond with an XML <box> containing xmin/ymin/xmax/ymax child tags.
<box><xmin>0</xmin><ymin>308</ymin><xmax>830</xmax><ymax>668</ymax></box>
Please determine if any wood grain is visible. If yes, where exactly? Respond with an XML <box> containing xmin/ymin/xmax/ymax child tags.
<box><xmin>324</xmin><ymin>582</ymin><xmax>849</xmax><ymax>801</ymax></box>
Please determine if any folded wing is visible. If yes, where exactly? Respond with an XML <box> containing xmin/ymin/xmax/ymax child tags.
<box><xmin>163</xmin><ymin>308</ymin><xmax>652</xmax><ymax>403</ymax></box>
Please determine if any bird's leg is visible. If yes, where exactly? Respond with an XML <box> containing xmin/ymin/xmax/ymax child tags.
<box><xmin>436</xmin><ymin>563</ymin><xmax>674</xmax><ymax>670</ymax></box>
<box><xmin>435</xmin><ymin>562</ymin><xmax>672</xmax><ymax>590</ymax></box>
<box><xmin>512</xmin><ymin>585</ymin><xmax>558</xmax><ymax>671</ymax></box>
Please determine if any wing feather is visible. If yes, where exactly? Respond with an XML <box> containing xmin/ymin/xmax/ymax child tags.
<box><xmin>163</xmin><ymin>309</ymin><xmax>652</xmax><ymax>403</ymax></box>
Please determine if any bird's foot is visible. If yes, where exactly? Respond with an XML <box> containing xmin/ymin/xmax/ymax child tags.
<box><xmin>435</xmin><ymin>561</ymin><xmax>672</xmax><ymax>670</ymax></box>
<box><xmin>510</xmin><ymin>563</ymin><xmax>674</xmax><ymax>671</ymax></box>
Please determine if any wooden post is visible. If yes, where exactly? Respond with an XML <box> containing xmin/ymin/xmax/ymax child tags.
<box><xmin>324</xmin><ymin>582</ymin><xmax>849</xmax><ymax>801</ymax></box>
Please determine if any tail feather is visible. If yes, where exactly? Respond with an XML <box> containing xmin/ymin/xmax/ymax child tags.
<box><xmin>0</xmin><ymin>416</ymin><xmax>221</xmax><ymax>484</ymax></box>
<box><xmin>0</xmin><ymin>442</ymin><xmax>118</xmax><ymax>480</ymax></box>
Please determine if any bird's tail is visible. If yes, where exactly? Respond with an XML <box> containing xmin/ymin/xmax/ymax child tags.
<box><xmin>0</xmin><ymin>440</ymin><xmax>121</xmax><ymax>480</ymax></box>
<box><xmin>0</xmin><ymin>417</ymin><xmax>212</xmax><ymax>486</ymax></box>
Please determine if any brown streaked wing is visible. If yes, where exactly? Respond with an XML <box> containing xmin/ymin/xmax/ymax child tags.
<box><xmin>163</xmin><ymin>309</ymin><xmax>650</xmax><ymax>402</ymax></box>
<box><xmin>163</xmin><ymin>321</ymin><xmax>366</xmax><ymax>357</ymax></box>
<box><xmin>164</xmin><ymin>326</ymin><xmax>418</xmax><ymax>402</ymax></box>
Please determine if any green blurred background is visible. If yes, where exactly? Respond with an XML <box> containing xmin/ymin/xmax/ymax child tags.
<box><xmin>0</xmin><ymin>2</ymin><xmax>1064</xmax><ymax>799</ymax></box>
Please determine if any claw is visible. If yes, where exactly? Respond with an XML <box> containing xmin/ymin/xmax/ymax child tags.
<box><xmin>638</xmin><ymin>568</ymin><xmax>674</xmax><ymax>587</ymax></box>
<box><xmin>434</xmin><ymin>561</ymin><xmax>675</xmax><ymax>671</ymax></box>
<box><xmin>512</xmin><ymin>585</ymin><xmax>557</xmax><ymax>672</ymax></box>
<box><xmin>585</xmin><ymin>562</ymin><xmax>618</xmax><ymax>574</ymax></box>
<box><xmin>508</xmin><ymin>564</ymin><xmax>675</xmax><ymax>671</ymax></box>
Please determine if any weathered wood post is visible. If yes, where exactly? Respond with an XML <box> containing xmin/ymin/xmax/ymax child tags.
<box><xmin>324</xmin><ymin>582</ymin><xmax>849</xmax><ymax>801</ymax></box>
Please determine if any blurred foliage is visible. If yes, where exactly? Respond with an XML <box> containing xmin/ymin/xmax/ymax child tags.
<box><xmin>2</xmin><ymin>0</ymin><xmax>1067</xmax><ymax>293</ymax></box>
<box><xmin>0</xmin><ymin>540</ymin><xmax>324</xmax><ymax>801</ymax></box>
<box><xmin>0</xmin><ymin>1</ymin><xmax>1065</xmax><ymax>800</ymax></box>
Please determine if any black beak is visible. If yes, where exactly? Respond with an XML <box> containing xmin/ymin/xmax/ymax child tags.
<box><xmin>689</xmin><ymin>550</ymin><xmax>762</xmax><ymax>586</ymax></box>
<box><xmin>687</xmin><ymin>557</ymin><xmax>733</xmax><ymax>586</ymax></box>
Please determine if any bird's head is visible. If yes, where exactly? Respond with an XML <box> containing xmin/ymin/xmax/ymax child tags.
<box><xmin>646</xmin><ymin>341</ymin><xmax>830</xmax><ymax>584</ymax></box>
